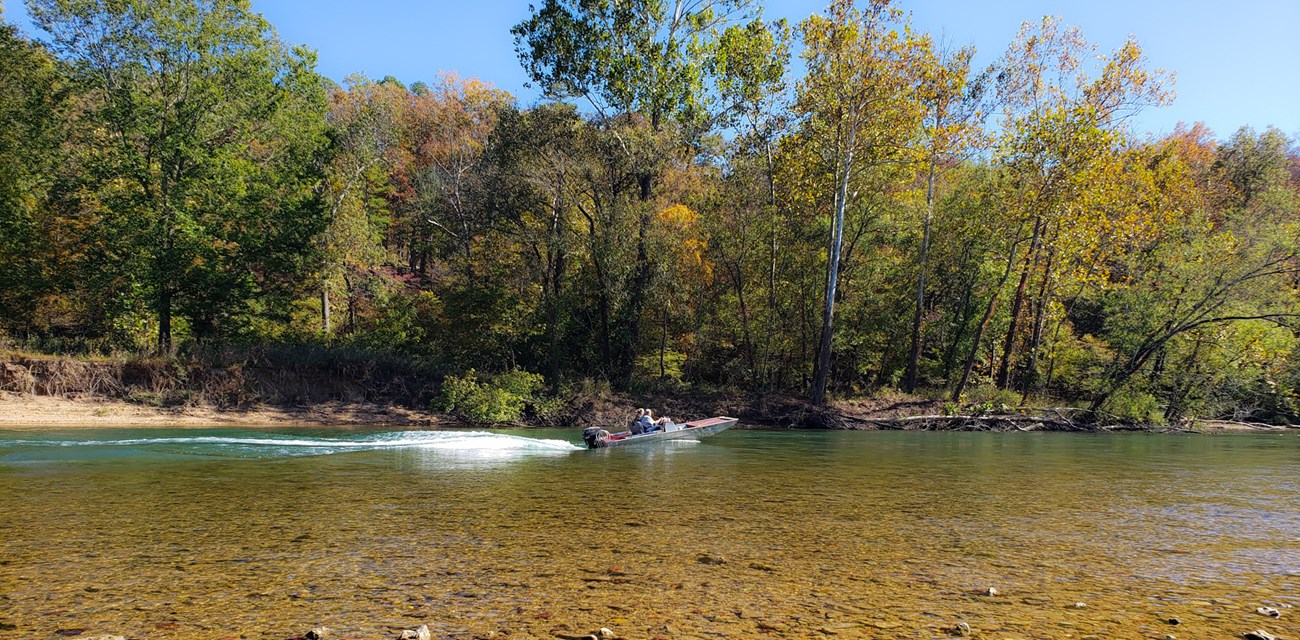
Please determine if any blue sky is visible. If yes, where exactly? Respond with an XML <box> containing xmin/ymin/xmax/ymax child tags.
<box><xmin>6</xmin><ymin>0</ymin><xmax>1298</xmax><ymax>139</ymax></box>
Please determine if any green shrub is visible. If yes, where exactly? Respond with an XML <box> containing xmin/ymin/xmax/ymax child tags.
<box><xmin>963</xmin><ymin>385</ymin><xmax>1020</xmax><ymax>414</ymax></box>
<box><xmin>459</xmin><ymin>385</ymin><xmax>526</xmax><ymax>423</ymax></box>
<box><xmin>530</xmin><ymin>394</ymin><xmax>566</xmax><ymax>422</ymax></box>
<box><xmin>1102</xmin><ymin>390</ymin><xmax>1163</xmax><ymax>424</ymax></box>
<box><xmin>439</xmin><ymin>370</ymin><xmax>482</xmax><ymax>414</ymax></box>
<box><xmin>494</xmin><ymin>369</ymin><xmax>544</xmax><ymax>399</ymax></box>
<box><xmin>436</xmin><ymin>368</ymin><xmax>555</xmax><ymax>424</ymax></box>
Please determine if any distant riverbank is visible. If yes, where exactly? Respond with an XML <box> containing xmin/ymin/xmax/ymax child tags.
<box><xmin>2</xmin><ymin>391</ymin><xmax>1295</xmax><ymax>435</ymax></box>
<box><xmin>1</xmin><ymin>353</ymin><xmax>1296</xmax><ymax>433</ymax></box>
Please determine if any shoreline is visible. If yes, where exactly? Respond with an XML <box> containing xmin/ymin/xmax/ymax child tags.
<box><xmin>0</xmin><ymin>392</ymin><xmax>445</xmax><ymax>431</ymax></box>
<box><xmin>1</xmin><ymin>392</ymin><xmax>1295</xmax><ymax>433</ymax></box>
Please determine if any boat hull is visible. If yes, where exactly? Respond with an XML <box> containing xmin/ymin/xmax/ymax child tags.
<box><xmin>595</xmin><ymin>416</ymin><xmax>737</xmax><ymax>448</ymax></box>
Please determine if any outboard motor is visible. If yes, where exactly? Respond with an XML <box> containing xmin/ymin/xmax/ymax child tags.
<box><xmin>582</xmin><ymin>427</ymin><xmax>611</xmax><ymax>449</ymax></box>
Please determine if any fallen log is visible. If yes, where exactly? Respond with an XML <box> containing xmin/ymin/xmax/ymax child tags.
<box><xmin>845</xmin><ymin>413</ymin><xmax>1090</xmax><ymax>432</ymax></box>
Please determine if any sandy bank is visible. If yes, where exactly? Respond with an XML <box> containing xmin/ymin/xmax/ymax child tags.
<box><xmin>0</xmin><ymin>392</ymin><xmax>442</xmax><ymax>430</ymax></box>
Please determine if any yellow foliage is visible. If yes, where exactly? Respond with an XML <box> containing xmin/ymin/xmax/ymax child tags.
<box><xmin>658</xmin><ymin>203</ymin><xmax>699</xmax><ymax>229</ymax></box>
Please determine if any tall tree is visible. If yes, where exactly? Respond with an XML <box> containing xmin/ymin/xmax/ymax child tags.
<box><xmin>405</xmin><ymin>73</ymin><xmax>512</xmax><ymax>280</ymax></box>
<box><xmin>31</xmin><ymin>0</ymin><xmax>329</xmax><ymax>351</ymax></box>
<box><xmin>902</xmin><ymin>40</ymin><xmax>988</xmax><ymax>392</ymax></box>
<box><xmin>513</xmin><ymin>0</ymin><xmax>780</xmax><ymax>387</ymax></box>
<box><xmin>319</xmin><ymin>74</ymin><xmax>404</xmax><ymax>335</ymax></box>
<box><xmin>951</xmin><ymin>17</ymin><xmax>1171</xmax><ymax>400</ymax></box>
<box><xmin>707</xmin><ymin>16</ymin><xmax>792</xmax><ymax>389</ymax></box>
<box><xmin>791</xmin><ymin>0</ymin><xmax>923</xmax><ymax>405</ymax></box>
<box><xmin>487</xmin><ymin>102</ymin><xmax>589</xmax><ymax>378</ymax></box>
<box><xmin>1088</xmin><ymin>128</ymin><xmax>1300</xmax><ymax>415</ymax></box>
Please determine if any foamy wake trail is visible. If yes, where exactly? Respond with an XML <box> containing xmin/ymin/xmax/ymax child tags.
<box><xmin>5</xmin><ymin>431</ymin><xmax>583</xmax><ymax>458</ymax></box>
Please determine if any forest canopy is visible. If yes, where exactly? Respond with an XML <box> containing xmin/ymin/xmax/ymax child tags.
<box><xmin>1</xmin><ymin>0</ymin><xmax>1297</xmax><ymax>425</ymax></box>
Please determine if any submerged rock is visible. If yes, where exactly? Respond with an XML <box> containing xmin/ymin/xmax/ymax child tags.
<box><xmin>1256</xmin><ymin>606</ymin><xmax>1282</xmax><ymax>618</ymax></box>
<box><xmin>306</xmin><ymin>626</ymin><xmax>331</xmax><ymax>640</ymax></box>
<box><xmin>398</xmin><ymin>625</ymin><xmax>431</xmax><ymax>640</ymax></box>
<box><xmin>697</xmin><ymin>553</ymin><xmax>727</xmax><ymax>565</ymax></box>
<box><xmin>1244</xmin><ymin>631</ymin><xmax>1277</xmax><ymax>640</ymax></box>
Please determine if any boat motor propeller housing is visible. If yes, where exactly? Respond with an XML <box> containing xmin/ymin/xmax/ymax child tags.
<box><xmin>582</xmin><ymin>427</ymin><xmax>611</xmax><ymax>449</ymax></box>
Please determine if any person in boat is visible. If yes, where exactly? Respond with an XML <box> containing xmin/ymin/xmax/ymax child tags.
<box><xmin>629</xmin><ymin>408</ymin><xmax>648</xmax><ymax>434</ymax></box>
<box><xmin>643</xmin><ymin>408</ymin><xmax>675</xmax><ymax>433</ymax></box>
<box><xmin>637</xmin><ymin>408</ymin><xmax>659</xmax><ymax>433</ymax></box>
<box><xmin>649</xmin><ymin>409</ymin><xmax>679</xmax><ymax>432</ymax></box>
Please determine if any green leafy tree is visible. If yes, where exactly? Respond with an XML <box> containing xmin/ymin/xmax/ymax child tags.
<box><xmin>31</xmin><ymin>0</ymin><xmax>329</xmax><ymax>351</ymax></box>
<box><xmin>318</xmin><ymin>74</ymin><xmax>403</xmax><ymax>336</ymax></box>
<box><xmin>1088</xmin><ymin>129</ymin><xmax>1300</xmax><ymax>415</ymax></box>
<box><xmin>788</xmin><ymin>0</ymin><xmax>924</xmax><ymax>405</ymax></box>
<box><xmin>902</xmin><ymin>40</ymin><xmax>989</xmax><ymax>392</ymax></box>
<box><xmin>705</xmin><ymin>16</ymin><xmax>793</xmax><ymax>389</ymax></box>
<box><xmin>0</xmin><ymin>20</ymin><xmax>64</xmax><ymax>337</ymax></box>
<box><xmin>512</xmin><ymin>0</ymin><xmax>759</xmax><ymax>131</ymax></box>
<box><xmin>951</xmin><ymin>17</ymin><xmax>1172</xmax><ymax>401</ymax></box>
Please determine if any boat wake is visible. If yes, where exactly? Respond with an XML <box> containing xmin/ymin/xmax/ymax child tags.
<box><xmin>0</xmin><ymin>430</ymin><xmax>583</xmax><ymax>461</ymax></box>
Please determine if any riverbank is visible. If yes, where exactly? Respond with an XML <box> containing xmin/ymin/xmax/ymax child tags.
<box><xmin>3</xmin><ymin>351</ymin><xmax>1296</xmax><ymax>433</ymax></box>
<box><xmin>2</xmin><ymin>390</ymin><xmax>1295</xmax><ymax>433</ymax></box>
<box><xmin>0</xmin><ymin>392</ymin><xmax>445</xmax><ymax>430</ymax></box>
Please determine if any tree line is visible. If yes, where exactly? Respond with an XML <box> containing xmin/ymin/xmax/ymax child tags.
<box><xmin>1</xmin><ymin>0</ymin><xmax>1297</xmax><ymax>424</ymax></box>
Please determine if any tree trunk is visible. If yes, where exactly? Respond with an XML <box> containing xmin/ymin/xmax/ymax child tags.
<box><xmin>342</xmin><ymin>272</ymin><xmax>357</xmax><ymax>334</ymax></box>
<box><xmin>731</xmin><ymin>257</ymin><xmax>758</xmax><ymax>388</ymax></box>
<box><xmin>157</xmin><ymin>288</ymin><xmax>173</xmax><ymax>354</ymax></box>
<box><xmin>765</xmin><ymin>139</ymin><xmax>780</xmax><ymax>391</ymax></box>
<box><xmin>1020</xmin><ymin>247</ymin><xmax>1056</xmax><ymax>402</ymax></box>
<box><xmin>996</xmin><ymin>216</ymin><xmax>1042</xmax><ymax>389</ymax></box>
<box><xmin>952</xmin><ymin>223</ymin><xmax>1027</xmax><ymax>401</ymax></box>
<box><xmin>546</xmin><ymin>189</ymin><xmax>568</xmax><ymax>381</ymax></box>
<box><xmin>1162</xmin><ymin>337</ymin><xmax>1200</xmax><ymax>422</ymax></box>
<box><xmin>321</xmin><ymin>287</ymin><xmax>331</xmax><ymax>335</ymax></box>
<box><xmin>904</xmin><ymin>160</ymin><xmax>938</xmax><ymax>392</ymax></box>
<box><xmin>659</xmin><ymin>307</ymin><xmax>668</xmax><ymax>379</ymax></box>
<box><xmin>619</xmin><ymin>210</ymin><xmax>652</xmax><ymax>385</ymax></box>
<box><xmin>810</xmin><ymin>127</ymin><xmax>857</xmax><ymax>406</ymax></box>
<box><xmin>941</xmin><ymin>245</ymin><xmax>977</xmax><ymax>382</ymax></box>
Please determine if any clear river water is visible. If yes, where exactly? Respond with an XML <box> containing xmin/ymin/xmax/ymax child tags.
<box><xmin>0</xmin><ymin>428</ymin><xmax>1296</xmax><ymax>640</ymax></box>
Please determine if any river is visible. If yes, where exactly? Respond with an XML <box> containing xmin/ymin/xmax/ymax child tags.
<box><xmin>0</xmin><ymin>428</ymin><xmax>1296</xmax><ymax>639</ymax></box>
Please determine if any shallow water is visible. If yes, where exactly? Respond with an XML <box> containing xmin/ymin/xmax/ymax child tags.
<box><xmin>0</xmin><ymin>428</ymin><xmax>1297</xmax><ymax>639</ymax></box>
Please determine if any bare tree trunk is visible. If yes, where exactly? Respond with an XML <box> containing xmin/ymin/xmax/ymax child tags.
<box><xmin>904</xmin><ymin>160</ymin><xmax>938</xmax><ymax>392</ymax></box>
<box><xmin>810</xmin><ymin>127</ymin><xmax>857</xmax><ymax>406</ymax></box>
<box><xmin>545</xmin><ymin>191</ymin><xmax>567</xmax><ymax>381</ymax></box>
<box><xmin>996</xmin><ymin>216</ymin><xmax>1042</xmax><ymax>389</ymax></box>
<box><xmin>1020</xmin><ymin>247</ymin><xmax>1056</xmax><ymax>402</ymax></box>
<box><xmin>766</xmin><ymin>143</ymin><xmax>780</xmax><ymax>391</ymax></box>
<box><xmin>321</xmin><ymin>287</ymin><xmax>331</xmax><ymax>335</ymax></box>
<box><xmin>952</xmin><ymin>223</ymin><xmax>1027</xmax><ymax>401</ymax></box>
